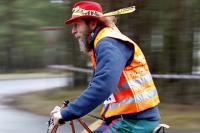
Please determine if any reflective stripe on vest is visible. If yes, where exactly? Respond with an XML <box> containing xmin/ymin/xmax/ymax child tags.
<box><xmin>90</xmin><ymin>27</ymin><xmax>160</xmax><ymax>118</ymax></box>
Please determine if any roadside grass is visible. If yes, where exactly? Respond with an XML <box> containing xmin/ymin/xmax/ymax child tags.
<box><xmin>6</xmin><ymin>86</ymin><xmax>200</xmax><ymax>132</ymax></box>
<box><xmin>159</xmin><ymin>104</ymin><xmax>200</xmax><ymax>131</ymax></box>
<box><xmin>7</xmin><ymin>86</ymin><xmax>84</xmax><ymax>116</ymax></box>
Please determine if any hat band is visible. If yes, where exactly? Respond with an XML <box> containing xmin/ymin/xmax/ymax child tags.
<box><xmin>72</xmin><ymin>6</ymin><xmax>103</xmax><ymax>16</ymax></box>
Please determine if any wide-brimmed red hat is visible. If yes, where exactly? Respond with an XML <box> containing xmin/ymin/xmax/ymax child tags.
<box><xmin>65</xmin><ymin>1</ymin><xmax>103</xmax><ymax>25</ymax></box>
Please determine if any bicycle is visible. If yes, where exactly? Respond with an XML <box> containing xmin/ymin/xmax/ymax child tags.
<box><xmin>47</xmin><ymin>100</ymin><xmax>169</xmax><ymax>133</ymax></box>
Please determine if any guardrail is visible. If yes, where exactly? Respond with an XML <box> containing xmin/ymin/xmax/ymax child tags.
<box><xmin>48</xmin><ymin>65</ymin><xmax>200</xmax><ymax>79</ymax></box>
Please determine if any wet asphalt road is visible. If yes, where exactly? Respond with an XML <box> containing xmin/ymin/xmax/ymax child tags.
<box><xmin>0</xmin><ymin>104</ymin><xmax>83</xmax><ymax>133</ymax></box>
<box><xmin>0</xmin><ymin>77</ymin><xmax>83</xmax><ymax>133</ymax></box>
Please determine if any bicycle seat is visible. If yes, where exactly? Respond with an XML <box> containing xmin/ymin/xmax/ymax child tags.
<box><xmin>152</xmin><ymin>124</ymin><xmax>170</xmax><ymax>133</ymax></box>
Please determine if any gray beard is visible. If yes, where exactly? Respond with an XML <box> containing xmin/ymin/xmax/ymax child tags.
<box><xmin>78</xmin><ymin>38</ymin><xmax>88</xmax><ymax>54</ymax></box>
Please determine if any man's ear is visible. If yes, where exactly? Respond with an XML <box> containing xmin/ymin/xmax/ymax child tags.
<box><xmin>89</xmin><ymin>20</ymin><xmax>98</xmax><ymax>30</ymax></box>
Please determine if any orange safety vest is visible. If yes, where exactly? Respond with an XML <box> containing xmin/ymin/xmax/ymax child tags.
<box><xmin>90</xmin><ymin>27</ymin><xmax>160</xmax><ymax>118</ymax></box>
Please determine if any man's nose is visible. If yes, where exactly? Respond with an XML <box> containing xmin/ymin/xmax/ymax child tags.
<box><xmin>72</xmin><ymin>27</ymin><xmax>77</xmax><ymax>35</ymax></box>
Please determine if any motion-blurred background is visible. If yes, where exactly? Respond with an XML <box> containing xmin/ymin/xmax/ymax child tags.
<box><xmin>0</xmin><ymin>0</ymin><xmax>200</xmax><ymax>132</ymax></box>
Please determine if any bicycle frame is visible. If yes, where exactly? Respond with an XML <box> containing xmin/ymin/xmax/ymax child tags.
<box><xmin>47</xmin><ymin>100</ymin><xmax>169</xmax><ymax>133</ymax></box>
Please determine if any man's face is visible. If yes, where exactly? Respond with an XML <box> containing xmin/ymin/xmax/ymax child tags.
<box><xmin>71</xmin><ymin>19</ymin><xmax>92</xmax><ymax>53</ymax></box>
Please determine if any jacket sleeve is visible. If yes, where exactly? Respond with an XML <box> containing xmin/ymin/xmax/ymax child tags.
<box><xmin>61</xmin><ymin>37</ymin><xmax>133</xmax><ymax>121</ymax></box>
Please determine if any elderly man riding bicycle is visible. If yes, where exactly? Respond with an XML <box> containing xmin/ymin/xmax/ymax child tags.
<box><xmin>50</xmin><ymin>1</ymin><xmax>161</xmax><ymax>133</ymax></box>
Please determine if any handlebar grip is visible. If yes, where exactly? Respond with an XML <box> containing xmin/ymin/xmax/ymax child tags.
<box><xmin>58</xmin><ymin>119</ymin><xmax>65</xmax><ymax>125</ymax></box>
<box><xmin>58</xmin><ymin>99</ymin><xmax>69</xmax><ymax>124</ymax></box>
<box><xmin>63</xmin><ymin>100</ymin><xmax>69</xmax><ymax>106</ymax></box>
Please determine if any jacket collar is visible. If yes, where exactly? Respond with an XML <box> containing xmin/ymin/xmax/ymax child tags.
<box><xmin>88</xmin><ymin>25</ymin><xmax>105</xmax><ymax>49</ymax></box>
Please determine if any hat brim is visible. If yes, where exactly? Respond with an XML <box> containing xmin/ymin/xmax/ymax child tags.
<box><xmin>65</xmin><ymin>15</ymin><xmax>102</xmax><ymax>25</ymax></box>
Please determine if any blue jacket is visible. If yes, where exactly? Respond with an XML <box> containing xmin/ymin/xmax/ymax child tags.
<box><xmin>61</xmin><ymin>27</ymin><xmax>160</xmax><ymax>121</ymax></box>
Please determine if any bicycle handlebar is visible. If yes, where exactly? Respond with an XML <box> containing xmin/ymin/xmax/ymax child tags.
<box><xmin>47</xmin><ymin>100</ymin><xmax>92</xmax><ymax>133</ymax></box>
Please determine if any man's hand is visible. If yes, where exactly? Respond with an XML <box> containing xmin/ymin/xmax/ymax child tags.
<box><xmin>50</xmin><ymin>106</ymin><xmax>62</xmax><ymax>125</ymax></box>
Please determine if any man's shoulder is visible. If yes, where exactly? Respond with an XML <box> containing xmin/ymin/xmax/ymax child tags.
<box><xmin>95</xmin><ymin>37</ymin><xmax>133</xmax><ymax>60</ymax></box>
<box><xmin>98</xmin><ymin>37</ymin><xmax>134</xmax><ymax>51</ymax></box>
<box><xmin>98</xmin><ymin>37</ymin><xmax>125</xmax><ymax>47</ymax></box>
<box><xmin>99</xmin><ymin>36</ymin><xmax>118</xmax><ymax>42</ymax></box>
